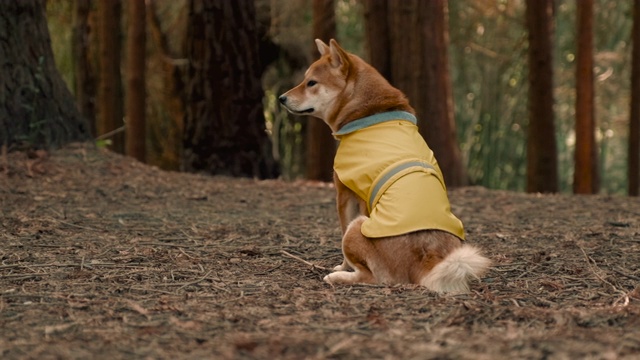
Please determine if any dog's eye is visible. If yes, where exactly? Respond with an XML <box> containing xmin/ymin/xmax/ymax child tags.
<box><xmin>307</xmin><ymin>80</ymin><xmax>317</xmax><ymax>87</ymax></box>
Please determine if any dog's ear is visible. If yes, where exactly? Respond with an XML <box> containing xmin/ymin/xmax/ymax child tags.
<box><xmin>328</xmin><ymin>39</ymin><xmax>350</xmax><ymax>72</ymax></box>
<box><xmin>315</xmin><ymin>39</ymin><xmax>330</xmax><ymax>56</ymax></box>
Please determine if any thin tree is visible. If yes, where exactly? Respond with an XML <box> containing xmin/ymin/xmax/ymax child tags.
<box><xmin>0</xmin><ymin>0</ymin><xmax>90</xmax><ymax>149</ymax></box>
<box><xmin>306</xmin><ymin>0</ymin><xmax>337</xmax><ymax>182</ymax></box>
<box><xmin>525</xmin><ymin>0</ymin><xmax>558</xmax><ymax>193</ymax></box>
<box><xmin>97</xmin><ymin>0</ymin><xmax>124</xmax><ymax>153</ymax></box>
<box><xmin>573</xmin><ymin>0</ymin><xmax>598</xmax><ymax>194</ymax></box>
<box><xmin>629</xmin><ymin>0</ymin><xmax>640</xmax><ymax>196</ymax></box>
<box><xmin>183</xmin><ymin>0</ymin><xmax>277</xmax><ymax>178</ymax></box>
<box><xmin>72</xmin><ymin>0</ymin><xmax>96</xmax><ymax>136</ymax></box>
<box><xmin>363</xmin><ymin>0</ymin><xmax>467</xmax><ymax>187</ymax></box>
<box><xmin>125</xmin><ymin>0</ymin><xmax>146</xmax><ymax>162</ymax></box>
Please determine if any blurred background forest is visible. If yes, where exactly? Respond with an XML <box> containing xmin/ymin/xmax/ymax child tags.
<box><xmin>44</xmin><ymin>0</ymin><xmax>637</xmax><ymax>194</ymax></box>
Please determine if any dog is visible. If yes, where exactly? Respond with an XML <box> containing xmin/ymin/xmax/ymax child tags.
<box><xmin>279</xmin><ymin>39</ymin><xmax>490</xmax><ymax>293</ymax></box>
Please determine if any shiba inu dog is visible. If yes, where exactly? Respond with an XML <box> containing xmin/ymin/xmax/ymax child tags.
<box><xmin>279</xmin><ymin>39</ymin><xmax>490</xmax><ymax>293</ymax></box>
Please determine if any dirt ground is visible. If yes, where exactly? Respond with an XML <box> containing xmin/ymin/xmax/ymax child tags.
<box><xmin>1</xmin><ymin>144</ymin><xmax>640</xmax><ymax>359</ymax></box>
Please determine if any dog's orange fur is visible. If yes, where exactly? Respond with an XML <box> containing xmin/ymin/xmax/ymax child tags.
<box><xmin>280</xmin><ymin>39</ymin><xmax>490</xmax><ymax>293</ymax></box>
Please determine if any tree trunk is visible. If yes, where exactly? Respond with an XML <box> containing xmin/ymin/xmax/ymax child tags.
<box><xmin>183</xmin><ymin>0</ymin><xmax>277</xmax><ymax>178</ymax></box>
<box><xmin>146</xmin><ymin>0</ymin><xmax>186</xmax><ymax>170</ymax></box>
<box><xmin>420</xmin><ymin>0</ymin><xmax>467</xmax><ymax>187</ymax></box>
<box><xmin>0</xmin><ymin>0</ymin><xmax>90</xmax><ymax>150</ymax></box>
<box><xmin>629</xmin><ymin>0</ymin><xmax>640</xmax><ymax>196</ymax></box>
<box><xmin>97</xmin><ymin>0</ymin><xmax>124</xmax><ymax>153</ymax></box>
<box><xmin>525</xmin><ymin>0</ymin><xmax>558</xmax><ymax>193</ymax></box>
<box><xmin>306</xmin><ymin>0</ymin><xmax>336</xmax><ymax>182</ymax></box>
<box><xmin>573</xmin><ymin>0</ymin><xmax>598</xmax><ymax>194</ymax></box>
<box><xmin>125</xmin><ymin>0</ymin><xmax>146</xmax><ymax>162</ymax></box>
<box><xmin>72</xmin><ymin>0</ymin><xmax>96</xmax><ymax>137</ymax></box>
<box><xmin>362</xmin><ymin>0</ymin><xmax>391</xmax><ymax>80</ymax></box>
<box><xmin>365</xmin><ymin>0</ymin><xmax>467</xmax><ymax>187</ymax></box>
<box><xmin>386</xmin><ymin>0</ymin><xmax>422</xmax><ymax>120</ymax></box>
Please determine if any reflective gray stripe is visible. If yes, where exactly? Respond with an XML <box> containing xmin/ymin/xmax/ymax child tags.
<box><xmin>368</xmin><ymin>161</ymin><xmax>436</xmax><ymax>210</ymax></box>
<box><xmin>334</xmin><ymin>111</ymin><xmax>417</xmax><ymax>135</ymax></box>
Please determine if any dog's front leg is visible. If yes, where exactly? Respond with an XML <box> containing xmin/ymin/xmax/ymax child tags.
<box><xmin>334</xmin><ymin>173</ymin><xmax>367</xmax><ymax>233</ymax></box>
<box><xmin>333</xmin><ymin>173</ymin><xmax>366</xmax><ymax>271</ymax></box>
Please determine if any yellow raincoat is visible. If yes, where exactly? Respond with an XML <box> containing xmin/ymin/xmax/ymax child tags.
<box><xmin>333</xmin><ymin>111</ymin><xmax>465</xmax><ymax>240</ymax></box>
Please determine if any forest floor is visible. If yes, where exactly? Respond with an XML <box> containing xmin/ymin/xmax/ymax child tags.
<box><xmin>1</xmin><ymin>144</ymin><xmax>640</xmax><ymax>359</ymax></box>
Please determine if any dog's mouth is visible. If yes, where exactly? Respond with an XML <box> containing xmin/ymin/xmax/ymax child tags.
<box><xmin>291</xmin><ymin>108</ymin><xmax>315</xmax><ymax>115</ymax></box>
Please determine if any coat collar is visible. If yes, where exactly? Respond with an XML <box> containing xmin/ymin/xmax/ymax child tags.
<box><xmin>334</xmin><ymin>111</ymin><xmax>417</xmax><ymax>136</ymax></box>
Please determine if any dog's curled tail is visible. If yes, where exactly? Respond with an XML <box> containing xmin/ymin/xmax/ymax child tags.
<box><xmin>421</xmin><ymin>245</ymin><xmax>491</xmax><ymax>294</ymax></box>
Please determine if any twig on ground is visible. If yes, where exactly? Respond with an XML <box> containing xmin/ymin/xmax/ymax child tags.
<box><xmin>611</xmin><ymin>268</ymin><xmax>640</xmax><ymax>282</ymax></box>
<box><xmin>153</xmin><ymin>271</ymin><xmax>228</xmax><ymax>292</ymax></box>
<box><xmin>577</xmin><ymin>244</ymin><xmax>627</xmax><ymax>300</ymax></box>
<box><xmin>46</xmin><ymin>217</ymin><xmax>102</xmax><ymax>232</ymax></box>
<box><xmin>281</xmin><ymin>250</ymin><xmax>329</xmax><ymax>270</ymax></box>
<box><xmin>137</xmin><ymin>242</ymin><xmax>201</xmax><ymax>248</ymax></box>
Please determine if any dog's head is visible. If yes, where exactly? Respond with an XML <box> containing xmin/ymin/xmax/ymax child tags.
<box><xmin>279</xmin><ymin>39</ymin><xmax>351</xmax><ymax>127</ymax></box>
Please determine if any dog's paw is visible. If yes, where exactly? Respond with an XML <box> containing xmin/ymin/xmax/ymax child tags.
<box><xmin>332</xmin><ymin>264</ymin><xmax>347</xmax><ymax>272</ymax></box>
<box><xmin>324</xmin><ymin>271</ymin><xmax>356</xmax><ymax>285</ymax></box>
<box><xmin>332</xmin><ymin>260</ymin><xmax>351</xmax><ymax>272</ymax></box>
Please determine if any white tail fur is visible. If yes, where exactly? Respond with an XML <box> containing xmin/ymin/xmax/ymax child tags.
<box><xmin>421</xmin><ymin>245</ymin><xmax>491</xmax><ymax>294</ymax></box>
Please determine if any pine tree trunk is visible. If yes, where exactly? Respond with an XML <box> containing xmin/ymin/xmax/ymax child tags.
<box><xmin>525</xmin><ymin>0</ymin><xmax>558</xmax><ymax>193</ymax></box>
<box><xmin>420</xmin><ymin>0</ymin><xmax>467</xmax><ymax>187</ymax></box>
<box><xmin>125</xmin><ymin>0</ymin><xmax>146</xmax><ymax>162</ymax></box>
<box><xmin>147</xmin><ymin>0</ymin><xmax>185</xmax><ymax>170</ymax></box>
<box><xmin>362</xmin><ymin>0</ymin><xmax>391</xmax><ymax>81</ymax></box>
<box><xmin>97</xmin><ymin>0</ymin><xmax>124</xmax><ymax>153</ymax></box>
<box><xmin>72</xmin><ymin>0</ymin><xmax>96</xmax><ymax>137</ymax></box>
<box><xmin>306</xmin><ymin>0</ymin><xmax>336</xmax><ymax>182</ymax></box>
<box><xmin>0</xmin><ymin>0</ymin><xmax>90</xmax><ymax>150</ymax></box>
<box><xmin>381</xmin><ymin>0</ymin><xmax>467</xmax><ymax>187</ymax></box>
<box><xmin>629</xmin><ymin>0</ymin><xmax>640</xmax><ymax>196</ymax></box>
<box><xmin>386</xmin><ymin>0</ymin><xmax>421</xmax><ymax>112</ymax></box>
<box><xmin>183</xmin><ymin>0</ymin><xmax>277</xmax><ymax>178</ymax></box>
<box><xmin>573</xmin><ymin>0</ymin><xmax>598</xmax><ymax>194</ymax></box>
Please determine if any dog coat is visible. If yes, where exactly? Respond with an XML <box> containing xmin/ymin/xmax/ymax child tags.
<box><xmin>333</xmin><ymin>111</ymin><xmax>465</xmax><ymax>240</ymax></box>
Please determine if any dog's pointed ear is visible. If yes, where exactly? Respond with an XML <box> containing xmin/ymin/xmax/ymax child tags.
<box><xmin>328</xmin><ymin>39</ymin><xmax>350</xmax><ymax>72</ymax></box>
<box><xmin>315</xmin><ymin>39</ymin><xmax>330</xmax><ymax>56</ymax></box>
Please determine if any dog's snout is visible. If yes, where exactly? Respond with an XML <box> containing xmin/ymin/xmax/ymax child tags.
<box><xmin>278</xmin><ymin>95</ymin><xmax>287</xmax><ymax>104</ymax></box>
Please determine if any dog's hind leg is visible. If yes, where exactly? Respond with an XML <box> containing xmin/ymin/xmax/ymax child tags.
<box><xmin>324</xmin><ymin>216</ymin><xmax>377</xmax><ymax>285</ymax></box>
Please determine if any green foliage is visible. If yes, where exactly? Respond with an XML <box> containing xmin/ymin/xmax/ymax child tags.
<box><xmin>450</xmin><ymin>0</ymin><xmax>633</xmax><ymax>194</ymax></box>
<box><xmin>336</xmin><ymin>0</ymin><xmax>365</xmax><ymax>57</ymax></box>
<box><xmin>449</xmin><ymin>0</ymin><xmax>529</xmax><ymax>191</ymax></box>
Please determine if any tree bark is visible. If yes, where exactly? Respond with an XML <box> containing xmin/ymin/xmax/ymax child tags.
<box><xmin>420</xmin><ymin>0</ymin><xmax>467</xmax><ymax>187</ymax></box>
<box><xmin>362</xmin><ymin>0</ymin><xmax>391</xmax><ymax>81</ymax></box>
<box><xmin>525</xmin><ymin>0</ymin><xmax>558</xmax><ymax>193</ymax></box>
<box><xmin>386</xmin><ymin>0</ymin><xmax>421</xmax><ymax>117</ymax></box>
<box><xmin>146</xmin><ymin>0</ymin><xmax>186</xmax><ymax>170</ymax></box>
<box><xmin>380</xmin><ymin>0</ymin><xmax>467</xmax><ymax>187</ymax></box>
<box><xmin>306</xmin><ymin>0</ymin><xmax>336</xmax><ymax>182</ymax></box>
<box><xmin>97</xmin><ymin>0</ymin><xmax>124</xmax><ymax>153</ymax></box>
<box><xmin>125</xmin><ymin>0</ymin><xmax>146</xmax><ymax>162</ymax></box>
<box><xmin>629</xmin><ymin>0</ymin><xmax>640</xmax><ymax>196</ymax></box>
<box><xmin>573</xmin><ymin>0</ymin><xmax>598</xmax><ymax>194</ymax></box>
<box><xmin>72</xmin><ymin>0</ymin><xmax>96</xmax><ymax>137</ymax></box>
<box><xmin>183</xmin><ymin>0</ymin><xmax>277</xmax><ymax>178</ymax></box>
<box><xmin>0</xmin><ymin>0</ymin><xmax>90</xmax><ymax>150</ymax></box>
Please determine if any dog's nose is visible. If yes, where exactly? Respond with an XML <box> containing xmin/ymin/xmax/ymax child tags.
<box><xmin>278</xmin><ymin>95</ymin><xmax>287</xmax><ymax>104</ymax></box>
